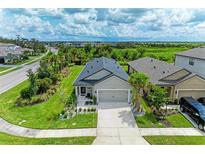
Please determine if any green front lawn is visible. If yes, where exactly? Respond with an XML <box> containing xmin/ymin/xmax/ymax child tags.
<box><xmin>0</xmin><ymin>66</ymin><xmax>11</xmax><ymax>72</ymax></box>
<box><xmin>165</xmin><ymin>113</ymin><xmax>193</xmax><ymax>128</ymax></box>
<box><xmin>0</xmin><ymin>65</ymin><xmax>97</xmax><ymax>129</ymax></box>
<box><xmin>0</xmin><ymin>132</ymin><xmax>95</xmax><ymax>145</ymax></box>
<box><xmin>144</xmin><ymin>136</ymin><xmax>205</xmax><ymax>145</ymax></box>
<box><xmin>135</xmin><ymin>98</ymin><xmax>193</xmax><ymax>128</ymax></box>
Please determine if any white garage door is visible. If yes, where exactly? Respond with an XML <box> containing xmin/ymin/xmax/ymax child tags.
<box><xmin>98</xmin><ymin>90</ymin><xmax>128</xmax><ymax>103</ymax></box>
<box><xmin>178</xmin><ymin>90</ymin><xmax>205</xmax><ymax>100</ymax></box>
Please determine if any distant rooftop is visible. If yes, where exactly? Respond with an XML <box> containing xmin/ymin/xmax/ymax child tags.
<box><xmin>176</xmin><ymin>46</ymin><xmax>205</xmax><ymax>60</ymax></box>
<box><xmin>0</xmin><ymin>43</ymin><xmax>23</xmax><ymax>56</ymax></box>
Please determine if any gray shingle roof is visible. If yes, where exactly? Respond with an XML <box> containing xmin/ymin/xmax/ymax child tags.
<box><xmin>176</xmin><ymin>46</ymin><xmax>205</xmax><ymax>60</ymax></box>
<box><xmin>73</xmin><ymin>57</ymin><xmax>129</xmax><ymax>86</ymax></box>
<box><xmin>128</xmin><ymin>57</ymin><xmax>183</xmax><ymax>84</ymax></box>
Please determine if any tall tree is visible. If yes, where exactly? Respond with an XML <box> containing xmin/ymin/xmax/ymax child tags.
<box><xmin>129</xmin><ymin>72</ymin><xmax>149</xmax><ymax>111</ymax></box>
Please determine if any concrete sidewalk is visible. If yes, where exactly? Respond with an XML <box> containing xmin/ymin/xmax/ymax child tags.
<box><xmin>140</xmin><ymin>128</ymin><xmax>205</xmax><ymax>136</ymax></box>
<box><xmin>0</xmin><ymin>118</ymin><xmax>96</xmax><ymax>138</ymax></box>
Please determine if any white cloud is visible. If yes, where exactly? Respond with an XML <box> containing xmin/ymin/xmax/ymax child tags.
<box><xmin>0</xmin><ymin>8</ymin><xmax>205</xmax><ymax>41</ymax></box>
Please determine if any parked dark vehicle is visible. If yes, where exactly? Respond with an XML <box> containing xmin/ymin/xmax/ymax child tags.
<box><xmin>179</xmin><ymin>97</ymin><xmax>205</xmax><ymax>130</ymax></box>
<box><xmin>197</xmin><ymin>97</ymin><xmax>205</xmax><ymax>106</ymax></box>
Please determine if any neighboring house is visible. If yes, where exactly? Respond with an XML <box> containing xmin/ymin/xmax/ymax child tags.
<box><xmin>175</xmin><ymin>46</ymin><xmax>205</xmax><ymax>78</ymax></box>
<box><xmin>128</xmin><ymin>57</ymin><xmax>205</xmax><ymax>101</ymax></box>
<box><xmin>0</xmin><ymin>43</ymin><xmax>23</xmax><ymax>63</ymax></box>
<box><xmin>73</xmin><ymin>57</ymin><xmax>131</xmax><ymax>104</ymax></box>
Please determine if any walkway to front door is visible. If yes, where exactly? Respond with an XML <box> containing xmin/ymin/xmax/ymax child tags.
<box><xmin>93</xmin><ymin>103</ymin><xmax>149</xmax><ymax>145</ymax></box>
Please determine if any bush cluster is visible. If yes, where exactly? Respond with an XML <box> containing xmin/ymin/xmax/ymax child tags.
<box><xmin>78</xmin><ymin>107</ymin><xmax>96</xmax><ymax>113</ymax></box>
<box><xmin>17</xmin><ymin>51</ymin><xmax>71</xmax><ymax>107</ymax></box>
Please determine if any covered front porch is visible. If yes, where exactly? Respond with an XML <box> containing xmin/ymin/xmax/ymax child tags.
<box><xmin>75</xmin><ymin>86</ymin><xmax>94</xmax><ymax>102</ymax></box>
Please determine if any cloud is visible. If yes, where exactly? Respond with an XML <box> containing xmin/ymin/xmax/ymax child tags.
<box><xmin>0</xmin><ymin>8</ymin><xmax>205</xmax><ymax>41</ymax></box>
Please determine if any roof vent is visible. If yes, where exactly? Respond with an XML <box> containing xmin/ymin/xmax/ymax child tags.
<box><xmin>153</xmin><ymin>66</ymin><xmax>156</xmax><ymax>69</ymax></box>
<box><xmin>91</xmin><ymin>66</ymin><xmax>93</xmax><ymax>69</ymax></box>
<box><xmin>117</xmin><ymin>66</ymin><xmax>119</xmax><ymax>69</ymax></box>
<box><xmin>151</xmin><ymin>59</ymin><xmax>153</xmax><ymax>62</ymax></box>
<box><xmin>87</xmin><ymin>70</ymin><xmax>89</xmax><ymax>73</ymax></box>
<box><xmin>163</xmin><ymin>71</ymin><xmax>165</xmax><ymax>74</ymax></box>
<box><xmin>96</xmin><ymin>60</ymin><xmax>99</xmax><ymax>63</ymax></box>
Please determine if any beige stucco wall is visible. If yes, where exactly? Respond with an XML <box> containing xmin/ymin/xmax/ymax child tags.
<box><xmin>93</xmin><ymin>76</ymin><xmax>131</xmax><ymax>97</ymax></box>
<box><xmin>172</xmin><ymin>75</ymin><xmax>205</xmax><ymax>100</ymax></box>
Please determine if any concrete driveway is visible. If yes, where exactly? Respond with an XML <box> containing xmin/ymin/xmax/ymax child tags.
<box><xmin>93</xmin><ymin>103</ymin><xmax>149</xmax><ymax>145</ymax></box>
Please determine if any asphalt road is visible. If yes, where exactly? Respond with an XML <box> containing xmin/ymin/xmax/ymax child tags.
<box><xmin>0</xmin><ymin>62</ymin><xmax>39</xmax><ymax>94</ymax></box>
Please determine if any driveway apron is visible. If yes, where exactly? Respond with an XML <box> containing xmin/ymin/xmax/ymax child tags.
<box><xmin>93</xmin><ymin>103</ymin><xmax>149</xmax><ymax>145</ymax></box>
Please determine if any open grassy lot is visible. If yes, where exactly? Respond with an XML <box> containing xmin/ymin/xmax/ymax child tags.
<box><xmin>144</xmin><ymin>136</ymin><xmax>205</xmax><ymax>145</ymax></box>
<box><xmin>0</xmin><ymin>67</ymin><xmax>22</xmax><ymax>76</ymax></box>
<box><xmin>0</xmin><ymin>65</ymin><xmax>97</xmax><ymax>129</ymax></box>
<box><xmin>112</xmin><ymin>47</ymin><xmax>190</xmax><ymax>63</ymax></box>
<box><xmin>135</xmin><ymin>98</ymin><xmax>193</xmax><ymax>128</ymax></box>
<box><xmin>0</xmin><ymin>66</ymin><xmax>11</xmax><ymax>72</ymax></box>
<box><xmin>0</xmin><ymin>132</ymin><xmax>95</xmax><ymax>145</ymax></box>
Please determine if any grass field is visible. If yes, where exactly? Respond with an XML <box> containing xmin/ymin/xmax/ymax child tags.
<box><xmin>135</xmin><ymin>98</ymin><xmax>193</xmax><ymax>128</ymax></box>
<box><xmin>0</xmin><ymin>65</ymin><xmax>97</xmax><ymax>129</ymax></box>
<box><xmin>0</xmin><ymin>67</ymin><xmax>22</xmax><ymax>76</ymax></box>
<box><xmin>15</xmin><ymin>54</ymin><xmax>42</xmax><ymax>65</ymax></box>
<box><xmin>0</xmin><ymin>132</ymin><xmax>95</xmax><ymax>145</ymax></box>
<box><xmin>113</xmin><ymin>46</ymin><xmax>192</xmax><ymax>63</ymax></box>
<box><xmin>0</xmin><ymin>66</ymin><xmax>11</xmax><ymax>72</ymax></box>
<box><xmin>144</xmin><ymin>136</ymin><xmax>205</xmax><ymax>145</ymax></box>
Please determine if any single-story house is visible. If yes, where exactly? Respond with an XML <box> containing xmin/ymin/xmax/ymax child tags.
<box><xmin>0</xmin><ymin>43</ymin><xmax>23</xmax><ymax>63</ymax></box>
<box><xmin>73</xmin><ymin>57</ymin><xmax>131</xmax><ymax>104</ymax></box>
<box><xmin>128</xmin><ymin>57</ymin><xmax>205</xmax><ymax>101</ymax></box>
<box><xmin>175</xmin><ymin>46</ymin><xmax>205</xmax><ymax>78</ymax></box>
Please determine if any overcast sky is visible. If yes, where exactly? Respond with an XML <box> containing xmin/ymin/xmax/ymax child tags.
<box><xmin>0</xmin><ymin>8</ymin><xmax>205</xmax><ymax>41</ymax></box>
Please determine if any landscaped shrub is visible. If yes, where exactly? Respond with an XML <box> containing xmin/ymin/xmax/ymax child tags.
<box><xmin>93</xmin><ymin>96</ymin><xmax>97</xmax><ymax>105</ymax></box>
<box><xmin>85</xmin><ymin>101</ymin><xmax>93</xmax><ymax>105</ymax></box>
<box><xmin>87</xmin><ymin>108</ymin><xmax>91</xmax><ymax>112</ymax></box>
<box><xmin>30</xmin><ymin>96</ymin><xmax>43</xmax><ymax>105</ymax></box>
<box><xmin>50</xmin><ymin>73</ymin><xmax>59</xmax><ymax>84</ymax></box>
<box><xmin>20</xmin><ymin>87</ymin><xmax>33</xmax><ymax>100</ymax></box>
<box><xmin>15</xmin><ymin>97</ymin><xmax>30</xmax><ymax>106</ymax></box>
<box><xmin>91</xmin><ymin>108</ymin><xmax>96</xmax><ymax>112</ymax></box>
<box><xmin>37</xmin><ymin>78</ymin><xmax>52</xmax><ymax>94</ymax></box>
<box><xmin>83</xmin><ymin>108</ymin><xmax>87</xmax><ymax>113</ymax></box>
<box><xmin>78</xmin><ymin>108</ymin><xmax>82</xmax><ymax>112</ymax></box>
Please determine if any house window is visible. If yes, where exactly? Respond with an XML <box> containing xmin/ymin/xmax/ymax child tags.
<box><xmin>80</xmin><ymin>87</ymin><xmax>86</xmax><ymax>96</ymax></box>
<box><xmin>189</xmin><ymin>58</ymin><xmax>194</xmax><ymax>66</ymax></box>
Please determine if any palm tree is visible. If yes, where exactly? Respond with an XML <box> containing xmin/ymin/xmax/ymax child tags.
<box><xmin>129</xmin><ymin>72</ymin><xmax>149</xmax><ymax>112</ymax></box>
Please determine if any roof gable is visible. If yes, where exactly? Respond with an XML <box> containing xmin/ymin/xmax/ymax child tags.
<box><xmin>73</xmin><ymin>57</ymin><xmax>129</xmax><ymax>86</ymax></box>
<box><xmin>160</xmin><ymin>69</ymin><xmax>190</xmax><ymax>81</ymax></box>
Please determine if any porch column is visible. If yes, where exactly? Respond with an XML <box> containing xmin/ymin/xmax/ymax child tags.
<box><xmin>75</xmin><ymin>86</ymin><xmax>78</xmax><ymax>96</ymax></box>
<box><xmin>79</xmin><ymin>86</ymin><xmax>81</xmax><ymax>96</ymax></box>
<box><xmin>97</xmin><ymin>89</ymin><xmax>99</xmax><ymax>103</ymax></box>
<box><xmin>128</xmin><ymin>89</ymin><xmax>131</xmax><ymax>103</ymax></box>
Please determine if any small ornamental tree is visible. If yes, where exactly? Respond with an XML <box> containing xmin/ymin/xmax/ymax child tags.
<box><xmin>129</xmin><ymin>72</ymin><xmax>149</xmax><ymax>111</ymax></box>
<box><xmin>27</xmin><ymin>69</ymin><xmax>38</xmax><ymax>96</ymax></box>
<box><xmin>147</xmin><ymin>85</ymin><xmax>169</xmax><ymax>118</ymax></box>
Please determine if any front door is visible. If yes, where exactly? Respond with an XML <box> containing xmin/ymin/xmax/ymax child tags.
<box><xmin>81</xmin><ymin>87</ymin><xmax>86</xmax><ymax>96</ymax></box>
